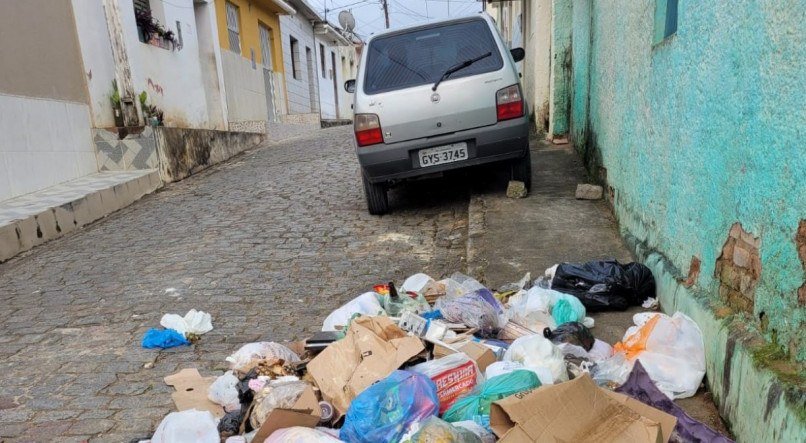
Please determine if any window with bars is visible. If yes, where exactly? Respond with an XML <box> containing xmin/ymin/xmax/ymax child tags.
<box><xmin>225</xmin><ymin>1</ymin><xmax>241</xmax><ymax>54</ymax></box>
<box><xmin>259</xmin><ymin>23</ymin><xmax>274</xmax><ymax>70</ymax></box>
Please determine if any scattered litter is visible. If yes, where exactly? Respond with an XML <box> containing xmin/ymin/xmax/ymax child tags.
<box><xmin>551</xmin><ymin>259</ymin><xmax>656</xmax><ymax>311</ymax></box>
<box><xmin>642</xmin><ymin>297</ymin><xmax>659</xmax><ymax>309</ymax></box>
<box><xmin>543</xmin><ymin>322</ymin><xmax>595</xmax><ymax>351</ymax></box>
<box><xmin>151</xmin><ymin>409</ymin><xmax>218</xmax><ymax>443</ymax></box>
<box><xmin>340</xmin><ymin>370</ymin><xmax>439</xmax><ymax>443</ymax></box>
<box><xmin>265</xmin><ymin>427</ymin><xmax>343</xmax><ymax>442</ymax></box>
<box><xmin>160</xmin><ymin>309</ymin><xmax>213</xmax><ymax>340</ymax></box>
<box><xmin>406</xmin><ymin>416</ymin><xmax>483</xmax><ymax>443</ymax></box>
<box><xmin>410</xmin><ymin>353</ymin><xmax>483</xmax><ymax>413</ymax></box>
<box><xmin>503</xmin><ymin>335</ymin><xmax>568</xmax><ymax>384</ymax></box>
<box><xmin>145</xmin><ymin>267</ymin><xmax>717</xmax><ymax>443</ymax></box>
<box><xmin>490</xmin><ymin>374</ymin><xmax>677</xmax><ymax>442</ymax></box>
<box><xmin>616</xmin><ymin>361</ymin><xmax>734</xmax><ymax>442</ymax></box>
<box><xmin>141</xmin><ymin>328</ymin><xmax>189</xmax><ymax>349</ymax></box>
<box><xmin>225</xmin><ymin>342</ymin><xmax>301</xmax><ymax>372</ymax></box>
<box><xmin>164</xmin><ymin>368</ymin><xmax>224</xmax><ymax>418</ymax></box>
<box><xmin>321</xmin><ymin>291</ymin><xmax>385</xmax><ymax>331</ymax></box>
<box><xmin>598</xmin><ymin>312</ymin><xmax>706</xmax><ymax>399</ymax></box>
<box><xmin>207</xmin><ymin>370</ymin><xmax>240</xmax><ymax>412</ymax></box>
<box><xmin>442</xmin><ymin>370</ymin><xmax>540</xmax><ymax>425</ymax></box>
<box><xmin>308</xmin><ymin>316</ymin><xmax>425</xmax><ymax>416</ymax></box>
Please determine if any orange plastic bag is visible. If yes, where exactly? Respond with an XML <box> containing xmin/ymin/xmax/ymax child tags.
<box><xmin>613</xmin><ymin>314</ymin><xmax>660</xmax><ymax>359</ymax></box>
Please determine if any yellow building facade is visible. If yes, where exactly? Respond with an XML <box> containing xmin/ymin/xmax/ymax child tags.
<box><xmin>214</xmin><ymin>0</ymin><xmax>286</xmax><ymax>73</ymax></box>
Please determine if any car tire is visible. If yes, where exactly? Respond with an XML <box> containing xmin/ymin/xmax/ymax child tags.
<box><xmin>362</xmin><ymin>173</ymin><xmax>389</xmax><ymax>215</ymax></box>
<box><xmin>512</xmin><ymin>147</ymin><xmax>532</xmax><ymax>191</ymax></box>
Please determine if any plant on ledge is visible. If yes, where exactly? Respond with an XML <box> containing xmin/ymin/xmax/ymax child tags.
<box><xmin>139</xmin><ymin>90</ymin><xmax>164</xmax><ymax>127</ymax></box>
<box><xmin>135</xmin><ymin>9</ymin><xmax>177</xmax><ymax>50</ymax></box>
<box><xmin>110</xmin><ymin>80</ymin><xmax>124</xmax><ymax>127</ymax></box>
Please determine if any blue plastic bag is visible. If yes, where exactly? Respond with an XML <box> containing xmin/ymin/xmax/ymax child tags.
<box><xmin>340</xmin><ymin>370</ymin><xmax>439</xmax><ymax>443</ymax></box>
<box><xmin>442</xmin><ymin>370</ymin><xmax>540</xmax><ymax>424</ymax></box>
<box><xmin>142</xmin><ymin>328</ymin><xmax>190</xmax><ymax>349</ymax></box>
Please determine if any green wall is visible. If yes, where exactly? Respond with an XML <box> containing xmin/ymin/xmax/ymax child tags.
<box><xmin>570</xmin><ymin>0</ymin><xmax>805</xmax><ymax>363</ymax></box>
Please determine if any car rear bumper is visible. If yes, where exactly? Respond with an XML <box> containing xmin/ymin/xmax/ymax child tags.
<box><xmin>356</xmin><ymin>116</ymin><xmax>530</xmax><ymax>183</ymax></box>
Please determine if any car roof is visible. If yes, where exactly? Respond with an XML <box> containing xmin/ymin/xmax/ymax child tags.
<box><xmin>365</xmin><ymin>12</ymin><xmax>492</xmax><ymax>44</ymax></box>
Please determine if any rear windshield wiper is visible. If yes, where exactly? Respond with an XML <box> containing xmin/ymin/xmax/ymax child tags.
<box><xmin>432</xmin><ymin>51</ymin><xmax>492</xmax><ymax>91</ymax></box>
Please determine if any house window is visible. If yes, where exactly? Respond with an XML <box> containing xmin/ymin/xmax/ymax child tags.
<box><xmin>259</xmin><ymin>23</ymin><xmax>274</xmax><ymax>70</ymax></box>
<box><xmin>320</xmin><ymin>44</ymin><xmax>326</xmax><ymax>78</ymax></box>
<box><xmin>134</xmin><ymin>0</ymin><xmax>152</xmax><ymax>43</ymax></box>
<box><xmin>653</xmin><ymin>0</ymin><xmax>678</xmax><ymax>45</ymax></box>
<box><xmin>225</xmin><ymin>1</ymin><xmax>241</xmax><ymax>54</ymax></box>
<box><xmin>290</xmin><ymin>36</ymin><xmax>300</xmax><ymax>79</ymax></box>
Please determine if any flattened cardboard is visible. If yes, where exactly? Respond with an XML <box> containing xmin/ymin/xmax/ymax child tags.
<box><xmin>251</xmin><ymin>385</ymin><xmax>321</xmax><ymax>442</ymax></box>
<box><xmin>490</xmin><ymin>374</ymin><xmax>675</xmax><ymax>443</ymax></box>
<box><xmin>307</xmin><ymin>316</ymin><xmax>425</xmax><ymax>416</ymax></box>
<box><xmin>164</xmin><ymin>368</ymin><xmax>225</xmax><ymax>418</ymax></box>
<box><xmin>603</xmin><ymin>390</ymin><xmax>677</xmax><ymax>443</ymax></box>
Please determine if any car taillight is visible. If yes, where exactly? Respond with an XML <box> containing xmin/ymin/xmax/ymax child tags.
<box><xmin>496</xmin><ymin>84</ymin><xmax>524</xmax><ymax>121</ymax></box>
<box><xmin>355</xmin><ymin>114</ymin><xmax>384</xmax><ymax>147</ymax></box>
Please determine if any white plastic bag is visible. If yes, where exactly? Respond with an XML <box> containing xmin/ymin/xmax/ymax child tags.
<box><xmin>264</xmin><ymin>427</ymin><xmax>343</xmax><ymax>442</ymax></box>
<box><xmin>449</xmin><ymin>272</ymin><xmax>487</xmax><ymax>293</ymax></box>
<box><xmin>602</xmin><ymin>312</ymin><xmax>706</xmax><ymax>399</ymax></box>
<box><xmin>226</xmin><ymin>342</ymin><xmax>300</xmax><ymax>372</ymax></box>
<box><xmin>152</xmin><ymin>409</ymin><xmax>219</xmax><ymax>443</ymax></box>
<box><xmin>207</xmin><ymin>370</ymin><xmax>240</xmax><ymax>412</ymax></box>
<box><xmin>322</xmin><ymin>292</ymin><xmax>384</xmax><ymax>331</ymax></box>
<box><xmin>401</xmin><ymin>273</ymin><xmax>435</xmax><ymax>294</ymax></box>
<box><xmin>250</xmin><ymin>380</ymin><xmax>310</xmax><ymax>428</ymax></box>
<box><xmin>439</xmin><ymin>278</ymin><xmax>469</xmax><ymax>298</ymax></box>
<box><xmin>506</xmin><ymin>287</ymin><xmax>557</xmax><ymax>330</ymax></box>
<box><xmin>588</xmin><ymin>338</ymin><xmax>613</xmax><ymax>362</ymax></box>
<box><xmin>160</xmin><ymin>309</ymin><xmax>213</xmax><ymax>337</ymax></box>
<box><xmin>503</xmin><ymin>334</ymin><xmax>568</xmax><ymax>384</ymax></box>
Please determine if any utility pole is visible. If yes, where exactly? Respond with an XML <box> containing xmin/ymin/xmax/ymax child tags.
<box><xmin>447</xmin><ymin>0</ymin><xmax>450</xmax><ymax>16</ymax></box>
<box><xmin>382</xmin><ymin>0</ymin><xmax>390</xmax><ymax>28</ymax></box>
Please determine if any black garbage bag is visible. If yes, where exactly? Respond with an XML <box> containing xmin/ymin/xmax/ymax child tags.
<box><xmin>551</xmin><ymin>259</ymin><xmax>655</xmax><ymax>311</ymax></box>
<box><xmin>616</xmin><ymin>361</ymin><xmax>734</xmax><ymax>443</ymax></box>
<box><xmin>236</xmin><ymin>368</ymin><xmax>260</xmax><ymax>406</ymax></box>
<box><xmin>543</xmin><ymin>322</ymin><xmax>595</xmax><ymax>351</ymax></box>
<box><xmin>218</xmin><ymin>409</ymin><xmax>247</xmax><ymax>438</ymax></box>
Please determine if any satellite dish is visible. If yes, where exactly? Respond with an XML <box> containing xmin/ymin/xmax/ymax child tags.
<box><xmin>339</xmin><ymin>10</ymin><xmax>356</xmax><ymax>32</ymax></box>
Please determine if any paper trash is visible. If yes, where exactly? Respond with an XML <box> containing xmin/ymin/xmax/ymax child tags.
<box><xmin>307</xmin><ymin>316</ymin><xmax>425</xmax><ymax>416</ymax></box>
<box><xmin>490</xmin><ymin>374</ymin><xmax>676</xmax><ymax>443</ymax></box>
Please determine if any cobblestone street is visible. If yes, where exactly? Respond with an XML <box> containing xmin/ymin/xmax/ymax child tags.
<box><xmin>0</xmin><ymin>127</ymin><xmax>471</xmax><ymax>442</ymax></box>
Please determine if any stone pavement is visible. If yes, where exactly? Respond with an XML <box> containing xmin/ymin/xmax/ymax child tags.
<box><xmin>0</xmin><ymin>126</ymin><xmax>470</xmax><ymax>442</ymax></box>
<box><xmin>467</xmin><ymin>137</ymin><xmax>731</xmax><ymax>436</ymax></box>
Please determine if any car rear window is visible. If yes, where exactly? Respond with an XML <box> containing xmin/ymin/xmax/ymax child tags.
<box><xmin>363</xmin><ymin>19</ymin><xmax>504</xmax><ymax>95</ymax></box>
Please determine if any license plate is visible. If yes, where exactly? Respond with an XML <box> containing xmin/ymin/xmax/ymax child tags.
<box><xmin>418</xmin><ymin>143</ymin><xmax>468</xmax><ymax>167</ymax></box>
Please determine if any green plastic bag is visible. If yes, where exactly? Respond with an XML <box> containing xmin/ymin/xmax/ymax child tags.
<box><xmin>442</xmin><ymin>370</ymin><xmax>540</xmax><ymax>423</ymax></box>
<box><xmin>551</xmin><ymin>293</ymin><xmax>586</xmax><ymax>326</ymax></box>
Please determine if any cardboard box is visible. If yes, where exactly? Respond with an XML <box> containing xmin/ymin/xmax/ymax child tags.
<box><xmin>164</xmin><ymin>368</ymin><xmax>225</xmax><ymax>418</ymax></box>
<box><xmin>307</xmin><ymin>316</ymin><xmax>425</xmax><ymax>417</ymax></box>
<box><xmin>432</xmin><ymin>341</ymin><xmax>497</xmax><ymax>373</ymax></box>
<box><xmin>251</xmin><ymin>385</ymin><xmax>321</xmax><ymax>442</ymax></box>
<box><xmin>490</xmin><ymin>374</ymin><xmax>676</xmax><ymax>443</ymax></box>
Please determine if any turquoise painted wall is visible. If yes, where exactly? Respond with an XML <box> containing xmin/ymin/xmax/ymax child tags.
<box><xmin>570</xmin><ymin>0</ymin><xmax>806</xmax><ymax>361</ymax></box>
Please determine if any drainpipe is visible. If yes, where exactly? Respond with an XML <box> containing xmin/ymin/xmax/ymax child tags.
<box><xmin>102</xmin><ymin>0</ymin><xmax>141</xmax><ymax>127</ymax></box>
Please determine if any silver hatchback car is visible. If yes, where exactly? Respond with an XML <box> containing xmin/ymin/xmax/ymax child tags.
<box><xmin>346</xmin><ymin>13</ymin><xmax>530</xmax><ymax>214</ymax></box>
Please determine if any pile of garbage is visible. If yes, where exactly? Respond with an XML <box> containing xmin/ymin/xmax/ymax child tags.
<box><xmin>145</xmin><ymin>260</ymin><xmax>733</xmax><ymax>443</ymax></box>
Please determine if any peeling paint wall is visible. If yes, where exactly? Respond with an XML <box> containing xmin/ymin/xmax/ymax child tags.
<box><xmin>569</xmin><ymin>0</ymin><xmax>806</xmax><ymax>363</ymax></box>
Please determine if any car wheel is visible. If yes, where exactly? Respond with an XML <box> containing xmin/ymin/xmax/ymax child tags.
<box><xmin>512</xmin><ymin>147</ymin><xmax>532</xmax><ymax>191</ymax></box>
<box><xmin>362</xmin><ymin>173</ymin><xmax>389</xmax><ymax>215</ymax></box>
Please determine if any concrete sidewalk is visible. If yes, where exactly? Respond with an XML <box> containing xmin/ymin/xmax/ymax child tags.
<box><xmin>467</xmin><ymin>137</ymin><xmax>731</xmax><ymax>436</ymax></box>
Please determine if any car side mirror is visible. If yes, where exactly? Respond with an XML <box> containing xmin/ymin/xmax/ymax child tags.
<box><xmin>510</xmin><ymin>47</ymin><xmax>525</xmax><ymax>63</ymax></box>
<box><xmin>345</xmin><ymin>79</ymin><xmax>356</xmax><ymax>93</ymax></box>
